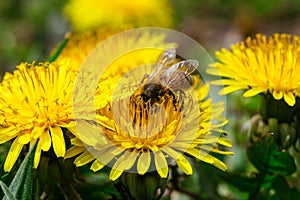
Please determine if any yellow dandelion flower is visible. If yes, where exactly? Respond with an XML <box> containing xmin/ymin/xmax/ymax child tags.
<box><xmin>64</xmin><ymin>0</ymin><xmax>173</xmax><ymax>32</ymax></box>
<box><xmin>55</xmin><ymin>28</ymin><xmax>174</xmax><ymax>72</ymax></box>
<box><xmin>207</xmin><ymin>33</ymin><xmax>300</xmax><ymax>106</ymax></box>
<box><xmin>0</xmin><ymin>62</ymin><xmax>77</xmax><ymax>172</ymax></box>
<box><xmin>54</xmin><ymin>27</ymin><xmax>129</xmax><ymax>71</ymax></box>
<box><xmin>56</xmin><ymin>28</ymin><xmax>175</xmax><ymax>108</ymax></box>
<box><xmin>66</xmin><ymin>51</ymin><xmax>233</xmax><ymax>181</ymax></box>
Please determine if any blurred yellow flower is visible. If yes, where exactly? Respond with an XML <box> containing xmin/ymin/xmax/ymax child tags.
<box><xmin>64</xmin><ymin>0</ymin><xmax>174</xmax><ymax>32</ymax></box>
<box><xmin>55</xmin><ymin>28</ymin><xmax>174</xmax><ymax>72</ymax></box>
<box><xmin>54</xmin><ymin>27</ymin><xmax>127</xmax><ymax>71</ymax></box>
<box><xmin>207</xmin><ymin>33</ymin><xmax>300</xmax><ymax>106</ymax></box>
<box><xmin>55</xmin><ymin>28</ymin><xmax>176</xmax><ymax>108</ymax></box>
<box><xmin>0</xmin><ymin>62</ymin><xmax>77</xmax><ymax>172</ymax></box>
<box><xmin>65</xmin><ymin>50</ymin><xmax>233</xmax><ymax>181</ymax></box>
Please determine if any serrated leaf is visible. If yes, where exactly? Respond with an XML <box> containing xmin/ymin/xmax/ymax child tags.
<box><xmin>3</xmin><ymin>141</ymin><xmax>38</xmax><ymax>200</ymax></box>
<box><xmin>269</xmin><ymin>151</ymin><xmax>296</xmax><ymax>175</ymax></box>
<box><xmin>0</xmin><ymin>181</ymin><xmax>16</xmax><ymax>200</ymax></box>
<box><xmin>247</xmin><ymin>136</ymin><xmax>276</xmax><ymax>172</ymax></box>
<box><xmin>247</xmin><ymin>135</ymin><xmax>296</xmax><ymax>175</ymax></box>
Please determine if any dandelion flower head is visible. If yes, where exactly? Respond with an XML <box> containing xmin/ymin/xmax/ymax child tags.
<box><xmin>66</xmin><ymin>48</ymin><xmax>233</xmax><ymax>181</ymax></box>
<box><xmin>0</xmin><ymin>62</ymin><xmax>78</xmax><ymax>172</ymax></box>
<box><xmin>207</xmin><ymin>33</ymin><xmax>300</xmax><ymax>106</ymax></box>
<box><xmin>64</xmin><ymin>0</ymin><xmax>173</xmax><ymax>32</ymax></box>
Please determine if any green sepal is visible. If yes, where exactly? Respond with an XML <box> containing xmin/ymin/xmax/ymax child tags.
<box><xmin>2</xmin><ymin>141</ymin><xmax>38</xmax><ymax>200</ymax></box>
<box><xmin>119</xmin><ymin>171</ymin><xmax>167</xmax><ymax>200</ymax></box>
<box><xmin>0</xmin><ymin>181</ymin><xmax>16</xmax><ymax>200</ymax></box>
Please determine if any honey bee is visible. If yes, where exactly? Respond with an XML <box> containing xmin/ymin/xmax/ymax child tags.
<box><xmin>130</xmin><ymin>47</ymin><xmax>199</xmax><ymax>124</ymax></box>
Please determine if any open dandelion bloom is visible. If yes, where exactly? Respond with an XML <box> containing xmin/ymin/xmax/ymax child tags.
<box><xmin>207</xmin><ymin>33</ymin><xmax>300</xmax><ymax>106</ymax></box>
<box><xmin>0</xmin><ymin>62</ymin><xmax>77</xmax><ymax>172</ymax></box>
<box><xmin>64</xmin><ymin>0</ymin><xmax>173</xmax><ymax>32</ymax></box>
<box><xmin>66</xmin><ymin>50</ymin><xmax>233</xmax><ymax>181</ymax></box>
<box><xmin>56</xmin><ymin>29</ymin><xmax>175</xmax><ymax>108</ymax></box>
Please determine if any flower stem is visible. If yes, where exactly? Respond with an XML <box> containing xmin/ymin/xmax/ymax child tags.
<box><xmin>47</xmin><ymin>32</ymin><xmax>70</xmax><ymax>63</ymax></box>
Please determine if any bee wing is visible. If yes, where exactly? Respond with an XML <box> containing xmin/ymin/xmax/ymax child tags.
<box><xmin>160</xmin><ymin>59</ymin><xmax>199</xmax><ymax>88</ymax></box>
<box><xmin>148</xmin><ymin>47</ymin><xmax>177</xmax><ymax>79</ymax></box>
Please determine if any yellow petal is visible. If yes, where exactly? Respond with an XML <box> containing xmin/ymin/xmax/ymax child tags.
<box><xmin>284</xmin><ymin>92</ymin><xmax>295</xmax><ymax>106</ymax></box>
<box><xmin>32</xmin><ymin>126</ymin><xmax>45</xmax><ymax>139</ymax></box>
<box><xmin>217</xmin><ymin>137</ymin><xmax>233</xmax><ymax>147</ymax></box>
<box><xmin>59</xmin><ymin>121</ymin><xmax>76</xmax><ymax>128</ymax></box>
<box><xmin>4</xmin><ymin>139</ymin><xmax>24</xmax><ymax>172</ymax></box>
<box><xmin>0</xmin><ymin>126</ymin><xmax>19</xmax><ymax>136</ymax></box>
<box><xmin>109</xmin><ymin>152</ymin><xmax>135</xmax><ymax>181</ymax></box>
<box><xmin>162</xmin><ymin>146</ymin><xmax>182</xmax><ymax>160</ymax></box>
<box><xmin>198</xmin><ymin>151</ymin><xmax>227</xmax><ymax>171</ymax></box>
<box><xmin>0</xmin><ymin>134</ymin><xmax>16</xmax><ymax>144</ymax></box>
<box><xmin>93</xmin><ymin>146</ymin><xmax>121</xmax><ymax>165</ymax></box>
<box><xmin>50</xmin><ymin>126</ymin><xmax>66</xmax><ymax>157</ymax></box>
<box><xmin>176</xmin><ymin>156</ymin><xmax>192</xmax><ymax>175</ymax></box>
<box><xmin>210</xmin><ymin>79</ymin><xmax>237</xmax><ymax>86</ymax></box>
<box><xmin>137</xmin><ymin>151</ymin><xmax>151</xmax><ymax>175</ymax></box>
<box><xmin>65</xmin><ymin>146</ymin><xmax>86</xmax><ymax>159</ymax></box>
<box><xmin>243</xmin><ymin>87</ymin><xmax>266</xmax><ymax>97</ymax></box>
<box><xmin>40</xmin><ymin>131</ymin><xmax>51</xmax><ymax>151</ymax></box>
<box><xmin>91</xmin><ymin>160</ymin><xmax>104</xmax><ymax>172</ymax></box>
<box><xmin>70</xmin><ymin>137</ymin><xmax>84</xmax><ymax>146</ymax></box>
<box><xmin>34</xmin><ymin>139</ymin><xmax>42</xmax><ymax>168</ymax></box>
<box><xmin>74</xmin><ymin>151</ymin><xmax>95</xmax><ymax>167</ymax></box>
<box><xmin>273</xmin><ymin>90</ymin><xmax>283</xmax><ymax>100</ymax></box>
<box><xmin>154</xmin><ymin>151</ymin><xmax>168</xmax><ymax>178</ymax></box>
<box><xmin>67</xmin><ymin>126</ymin><xmax>80</xmax><ymax>138</ymax></box>
<box><xmin>74</xmin><ymin>121</ymin><xmax>106</xmax><ymax>146</ymax></box>
<box><xmin>118</xmin><ymin>151</ymin><xmax>138</xmax><ymax>171</ymax></box>
<box><xmin>18</xmin><ymin>132</ymin><xmax>31</xmax><ymax>144</ymax></box>
<box><xmin>219</xmin><ymin>85</ymin><xmax>246</xmax><ymax>95</ymax></box>
<box><xmin>111</xmin><ymin>151</ymin><xmax>134</xmax><ymax>173</ymax></box>
<box><xmin>110</xmin><ymin>168</ymin><xmax>123</xmax><ymax>181</ymax></box>
<box><xmin>210</xmin><ymin>148</ymin><xmax>234</xmax><ymax>155</ymax></box>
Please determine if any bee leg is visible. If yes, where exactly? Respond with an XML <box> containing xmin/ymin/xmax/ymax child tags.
<box><xmin>141</xmin><ymin>74</ymin><xmax>150</xmax><ymax>84</ymax></box>
<box><xmin>130</xmin><ymin>94</ymin><xmax>144</xmax><ymax>127</ymax></box>
<box><xmin>167</xmin><ymin>90</ymin><xmax>178</xmax><ymax>111</ymax></box>
<box><xmin>175</xmin><ymin>88</ymin><xmax>186</xmax><ymax>112</ymax></box>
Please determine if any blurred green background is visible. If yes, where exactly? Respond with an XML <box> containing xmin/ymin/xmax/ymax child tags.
<box><xmin>0</xmin><ymin>0</ymin><xmax>67</xmax><ymax>74</ymax></box>
<box><xmin>1</xmin><ymin>0</ymin><xmax>300</xmax><ymax>74</ymax></box>
<box><xmin>2</xmin><ymin>0</ymin><xmax>300</xmax><ymax>73</ymax></box>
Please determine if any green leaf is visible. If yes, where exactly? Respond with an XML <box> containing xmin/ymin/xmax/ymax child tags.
<box><xmin>247</xmin><ymin>136</ymin><xmax>276</xmax><ymax>172</ymax></box>
<box><xmin>268</xmin><ymin>151</ymin><xmax>296</xmax><ymax>175</ymax></box>
<box><xmin>272</xmin><ymin>175</ymin><xmax>291</xmax><ymax>200</ymax></box>
<box><xmin>47</xmin><ymin>34</ymin><xmax>70</xmax><ymax>63</ymax></box>
<box><xmin>271</xmin><ymin>176</ymin><xmax>300</xmax><ymax>200</ymax></box>
<box><xmin>247</xmin><ymin>135</ymin><xmax>296</xmax><ymax>175</ymax></box>
<box><xmin>0</xmin><ymin>181</ymin><xmax>16</xmax><ymax>200</ymax></box>
<box><xmin>3</xmin><ymin>141</ymin><xmax>38</xmax><ymax>200</ymax></box>
<box><xmin>261</xmin><ymin>173</ymin><xmax>275</xmax><ymax>189</ymax></box>
<box><xmin>291</xmin><ymin>188</ymin><xmax>300</xmax><ymax>200</ymax></box>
